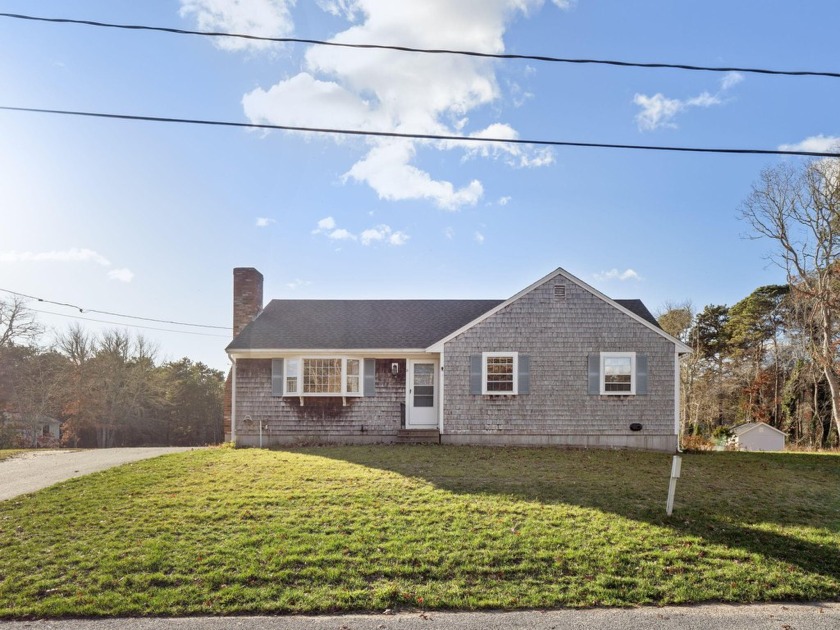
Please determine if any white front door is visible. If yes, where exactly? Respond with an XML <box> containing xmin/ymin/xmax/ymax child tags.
<box><xmin>406</xmin><ymin>360</ymin><xmax>438</xmax><ymax>428</ymax></box>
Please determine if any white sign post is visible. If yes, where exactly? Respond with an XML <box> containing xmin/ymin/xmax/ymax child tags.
<box><xmin>666</xmin><ymin>455</ymin><xmax>682</xmax><ymax>516</ymax></box>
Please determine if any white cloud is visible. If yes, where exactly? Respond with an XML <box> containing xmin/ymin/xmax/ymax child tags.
<box><xmin>328</xmin><ymin>228</ymin><xmax>357</xmax><ymax>241</ymax></box>
<box><xmin>237</xmin><ymin>0</ymin><xmax>552</xmax><ymax>208</ymax></box>
<box><xmin>179</xmin><ymin>0</ymin><xmax>295</xmax><ymax>52</ymax></box>
<box><xmin>314</xmin><ymin>218</ymin><xmax>409</xmax><ymax>246</ymax></box>
<box><xmin>312</xmin><ymin>216</ymin><xmax>337</xmax><ymax>233</ymax></box>
<box><xmin>0</xmin><ymin>248</ymin><xmax>111</xmax><ymax>266</ymax></box>
<box><xmin>343</xmin><ymin>141</ymin><xmax>484</xmax><ymax>210</ymax></box>
<box><xmin>474</xmin><ymin>231</ymin><xmax>485</xmax><ymax>244</ymax></box>
<box><xmin>778</xmin><ymin>135</ymin><xmax>840</xmax><ymax>153</ymax></box>
<box><xmin>594</xmin><ymin>268</ymin><xmax>641</xmax><ymax>282</ymax></box>
<box><xmin>454</xmin><ymin>123</ymin><xmax>555</xmax><ymax>169</ymax></box>
<box><xmin>107</xmin><ymin>268</ymin><xmax>135</xmax><ymax>283</ymax></box>
<box><xmin>634</xmin><ymin>73</ymin><xmax>742</xmax><ymax>132</ymax></box>
<box><xmin>685</xmin><ymin>92</ymin><xmax>721</xmax><ymax>108</ymax></box>
<box><xmin>255</xmin><ymin>217</ymin><xmax>276</xmax><ymax>227</ymax></box>
<box><xmin>0</xmin><ymin>247</ymin><xmax>137</xmax><ymax>283</ymax></box>
<box><xmin>720</xmin><ymin>71</ymin><xmax>744</xmax><ymax>91</ymax></box>
<box><xmin>633</xmin><ymin>93</ymin><xmax>686</xmax><ymax>131</ymax></box>
<box><xmin>498</xmin><ymin>196</ymin><xmax>512</xmax><ymax>206</ymax></box>
<box><xmin>444</xmin><ymin>227</ymin><xmax>455</xmax><ymax>240</ymax></box>
<box><xmin>316</xmin><ymin>0</ymin><xmax>359</xmax><ymax>19</ymax></box>
<box><xmin>360</xmin><ymin>226</ymin><xmax>388</xmax><ymax>245</ymax></box>
<box><xmin>389</xmin><ymin>231</ymin><xmax>409</xmax><ymax>246</ymax></box>
<box><xmin>552</xmin><ymin>0</ymin><xmax>576</xmax><ymax>8</ymax></box>
<box><xmin>286</xmin><ymin>278</ymin><xmax>311</xmax><ymax>290</ymax></box>
<box><xmin>508</xmin><ymin>80</ymin><xmax>534</xmax><ymax>108</ymax></box>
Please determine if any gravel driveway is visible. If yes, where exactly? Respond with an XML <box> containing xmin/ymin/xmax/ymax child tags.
<box><xmin>0</xmin><ymin>447</ymin><xmax>198</xmax><ymax>501</ymax></box>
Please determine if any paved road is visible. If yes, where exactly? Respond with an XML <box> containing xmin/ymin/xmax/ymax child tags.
<box><xmin>0</xmin><ymin>603</ymin><xmax>836</xmax><ymax>629</ymax></box>
<box><xmin>0</xmin><ymin>447</ymin><xmax>198</xmax><ymax>501</ymax></box>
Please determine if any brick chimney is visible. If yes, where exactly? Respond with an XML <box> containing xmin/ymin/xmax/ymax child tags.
<box><xmin>232</xmin><ymin>267</ymin><xmax>264</xmax><ymax>337</ymax></box>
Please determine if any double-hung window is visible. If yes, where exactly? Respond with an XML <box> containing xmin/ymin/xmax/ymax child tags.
<box><xmin>600</xmin><ymin>352</ymin><xmax>636</xmax><ymax>395</ymax></box>
<box><xmin>282</xmin><ymin>357</ymin><xmax>362</xmax><ymax>397</ymax></box>
<box><xmin>482</xmin><ymin>352</ymin><xmax>518</xmax><ymax>395</ymax></box>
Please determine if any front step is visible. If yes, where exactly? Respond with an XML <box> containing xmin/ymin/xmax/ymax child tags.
<box><xmin>396</xmin><ymin>429</ymin><xmax>440</xmax><ymax>444</ymax></box>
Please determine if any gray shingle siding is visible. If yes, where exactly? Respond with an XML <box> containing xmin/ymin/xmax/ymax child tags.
<box><xmin>442</xmin><ymin>279</ymin><xmax>677</xmax><ymax>451</ymax></box>
<box><xmin>234</xmin><ymin>358</ymin><xmax>407</xmax><ymax>446</ymax></box>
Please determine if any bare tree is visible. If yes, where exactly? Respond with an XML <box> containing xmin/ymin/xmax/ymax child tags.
<box><xmin>741</xmin><ymin>157</ymin><xmax>840</xmax><ymax>440</ymax></box>
<box><xmin>656</xmin><ymin>301</ymin><xmax>697</xmax><ymax>437</ymax></box>
<box><xmin>656</xmin><ymin>300</ymin><xmax>694</xmax><ymax>342</ymax></box>
<box><xmin>57</xmin><ymin>323</ymin><xmax>94</xmax><ymax>365</ymax></box>
<box><xmin>0</xmin><ymin>296</ymin><xmax>42</xmax><ymax>347</ymax></box>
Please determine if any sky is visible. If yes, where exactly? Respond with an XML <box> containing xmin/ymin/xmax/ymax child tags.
<box><xmin>1</xmin><ymin>0</ymin><xmax>838</xmax><ymax>372</ymax></box>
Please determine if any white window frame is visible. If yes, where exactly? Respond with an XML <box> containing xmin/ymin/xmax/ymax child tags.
<box><xmin>482</xmin><ymin>351</ymin><xmax>519</xmax><ymax>395</ymax></box>
<box><xmin>283</xmin><ymin>357</ymin><xmax>364</xmax><ymax>397</ymax></box>
<box><xmin>600</xmin><ymin>352</ymin><xmax>636</xmax><ymax>396</ymax></box>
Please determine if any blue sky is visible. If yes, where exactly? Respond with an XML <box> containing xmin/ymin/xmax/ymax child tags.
<box><xmin>1</xmin><ymin>0</ymin><xmax>838</xmax><ymax>371</ymax></box>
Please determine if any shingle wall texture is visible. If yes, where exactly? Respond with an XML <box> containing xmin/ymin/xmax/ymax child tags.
<box><xmin>233</xmin><ymin>358</ymin><xmax>406</xmax><ymax>446</ymax></box>
<box><xmin>442</xmin><ymin>279</ymin><xmax>678</xmax><ymax>451</ymax></box>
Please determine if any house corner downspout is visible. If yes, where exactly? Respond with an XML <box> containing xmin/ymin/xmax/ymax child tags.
<box><xmin>674</xmin><ymin>347</ymin><xmax>682</xmax><ymax>453</ymax></box>
<box><xmin>438</xmin><ymin>349</ymin><xmax>445</xmax><ymax>438</ymax></box>
<box><xmin>231</xmin><ymin>357</ymin><xmax>238</xmax><ymax>444</ymax></box>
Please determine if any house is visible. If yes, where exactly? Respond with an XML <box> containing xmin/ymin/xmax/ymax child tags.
<box><xmin>0</xmin><ymin>412</ymin><xmax>61</xmax><ymax>448</ymax></box>
<box><xmin>225</xmin><ymin>267</ymin><xmax>691</xmax><ymax>452</ymax></box>
<box><xmin>730</xmin><ymin>422</ymin><xmax>786</xmax><ymax>452</ymax></box>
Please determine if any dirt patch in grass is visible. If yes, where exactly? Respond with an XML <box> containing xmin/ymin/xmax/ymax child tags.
<box><xmin>0</xmin><ymin>450</ymin><xmax>26</xmax><ymax>462</ymax></box>
<box><xmin>0</xmin><ymin>446</ymin><xmax>838</xmax><ymax>617</ymax></box>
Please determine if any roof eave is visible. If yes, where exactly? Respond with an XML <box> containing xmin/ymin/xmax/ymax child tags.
<box><xmin>227</xmin><ymin>348</ymin><xmax>434</xmax><ymax>359</ymax></box>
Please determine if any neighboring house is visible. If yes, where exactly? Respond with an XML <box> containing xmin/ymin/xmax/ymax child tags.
<box><xmin>225</xmin><ymin>267</ymin><xmax>691</xmax><ymax>452</ymax></box>
<box><xmin>0</xmin><ymin>412</ymin><xmax>61</xmax><ymax>448</ymax></box>
<box><xmin>730</xmin><ymin>422</ymin><xmax>786</xmax><ymax>452</ymax></box>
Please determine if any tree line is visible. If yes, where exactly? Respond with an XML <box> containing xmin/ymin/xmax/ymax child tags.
<box><xmin>659</xmin><ymin>156</ymin><xmax>840</xmax><ymax>449</ymax></box>
<box><xmin>0</xmin><ymin>301</ymin><xmax>224</xmax><ymax>448</ymax></box>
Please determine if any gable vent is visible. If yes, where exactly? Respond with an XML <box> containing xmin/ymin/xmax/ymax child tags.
<box><xmin>554</xmin><ymin>284</ymin><xmax>567</xmax><ymax>300</ymax></box>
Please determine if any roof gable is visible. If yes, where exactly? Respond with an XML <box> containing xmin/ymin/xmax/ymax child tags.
<box><xmin>427</xmin><ymin>267</ymin><xmax>692</xmax><ymax>353</ymax></box>
<box><xmin>733</xmin><ymin>422</ymin><xmax>787</xmax><ymax>437</ymax></box>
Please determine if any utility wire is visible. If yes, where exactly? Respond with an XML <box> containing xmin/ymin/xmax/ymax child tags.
<box><xmin>2</xmin><ymin>12</ymin><xmax>839</xmax><ymax>80</ymax></box>
<box><xmin>2</xmin><ymin>105</ymin><xmax>839</xmax><ymax>158</ymax></box>
<box><xmin>0</xmin><ymin>288</ymin><xmax>229</xmax><ymax>330</ymax></box>
<box><xmin>29</xmin><ymin>308</ymin><xmax>231</xmax><ymax>338</ymax></box>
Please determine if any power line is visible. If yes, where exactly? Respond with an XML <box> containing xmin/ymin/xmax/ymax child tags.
<box><xmin>2</xmin><ymin>105</ymin><xmax>839</xmax><ymax>158</ymax></box>
<box><xmin>29</xmin><ymin>308</ymin><xmax>230</xmax><ymax>338</ymax></box>
<box><xmin>0</xmin><ymin>288</ymin><xmax>229</xmax><ymax>330</ymax></box>
<box><xmin>2</xmin><ymin>12</ymin><xmax>838</xmax><ymax>80</ymax></box>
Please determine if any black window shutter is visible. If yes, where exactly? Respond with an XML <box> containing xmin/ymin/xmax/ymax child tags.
<box><xmin>636</xmin><ymin>354</ymin><xmax>648</xmax><ymax>395</ymax></box>
<box><xmin>469</xmin><ymin>355</ymin><xmax>482</xmax><ymax>394</ymax></box>
<box><xmin>271</xmin><ymin>358</ymin><xmax>284</xmax><ymax>396</ymax></box>
<box><xmin>363</xmin><ymin>359</ymin><xmax>376</xmax><ymax>396</ymax></box>
<box><xmin>587</xmin><ymin>354</ymin><xmax>600</xmax><ymax>395</ymax></box>
<box><xmin>518</xmin><ymin>355</ymin><xmax>530</xmax><ymax>394</ymax></box>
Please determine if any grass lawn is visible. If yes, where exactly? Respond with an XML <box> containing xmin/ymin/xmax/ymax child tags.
<box><xmin>0</xmin><ymin>450</ymin><xmax>25</xmax><ymax>462</ymax></box>
<box><xmin>0</xmin><ymin>446</ymin><xmax>838</xmax><ymax>617</ymax></box>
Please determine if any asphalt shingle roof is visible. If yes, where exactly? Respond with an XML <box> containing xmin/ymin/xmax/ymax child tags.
<box><xmin>614</xmin><ymin>299</ymin><xmax>661</xmax><ymax>328</ymax></box>
<box><xmin>227</xmin><ymin>299</ymin><xmax>505</xmax><ymax>351</ymax></box>
<box><xmin>226</xmin><ymin>295</ymin><xmax>662</xmax><ymax>352</ymax></box>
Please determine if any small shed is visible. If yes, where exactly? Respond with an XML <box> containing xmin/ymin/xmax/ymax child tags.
<box><xmin>731</xmin><ymin>422</ymin><xmax>786</xmax><ymax>452</ymax></box>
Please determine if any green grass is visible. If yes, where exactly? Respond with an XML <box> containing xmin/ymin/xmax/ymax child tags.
<box><xmin>0</xmin><ymin>446</ymin><xmax>838</xmax><ymax>617</ymax></box>
<box><xmin>0</xmin><ymin>450</ymin><xmax>25</xmax><ymax>462</ymax></box>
